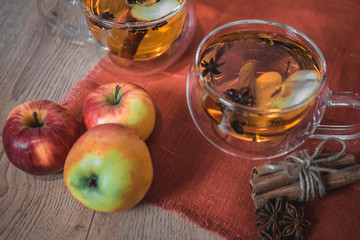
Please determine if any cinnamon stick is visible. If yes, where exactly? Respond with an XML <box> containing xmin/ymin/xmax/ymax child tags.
<box><xmin>117</xmin><ymin>11</ymin><xmax>148</xmax><ymax>59</ymax></box>
<box><xmin>251</xmin><ymin>164</ymin><xmax>281</xmax><ymax>179</ymax></box>
<box><xmin>251</xmin><ymin>153</ymin><xmax>355</xmax><ymax>178</ymax></box>
<box><xmin>250</xmin><ymin>153</ymin><xmax>356</xmax><ymax>195</ymax></box>
<box><xmin>119</xmin><ymin>29</ymin><xmax>147</xmax><ymax>59</ymax></box>
<box><xmin>236</xmin><ymin>60</ymin><xmax>258</xmax><ymax>92</ymax></box>
<box><xmin>252</xmin><ymin>164</ymin><xmax>360</xmax><ymax>209</ymax></box>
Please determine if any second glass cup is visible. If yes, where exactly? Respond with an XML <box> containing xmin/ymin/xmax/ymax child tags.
<box><xmin>77</xmin><ymin>0</ymin><xmax>196</xmax><ymax>75</ymax></box>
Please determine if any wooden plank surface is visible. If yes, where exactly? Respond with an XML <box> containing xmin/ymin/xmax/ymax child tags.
<box><xmin>0</xmin><ymin>0</ymin><xmax>222</xmax><ymax>239</ymax></box>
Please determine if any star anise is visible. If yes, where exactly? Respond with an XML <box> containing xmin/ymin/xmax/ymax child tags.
<box><xmin>127</xmin><ymin>0</ymin><xmax>146</xmax><ymax>4</ymax></box>
<box><xmin>129</xmin><ymin>27</ymin><xmax>148</xmax><ymax>34</ymax></box>
<box><xmin>200</xmin><ymin>43</ymin><xmax>227</xmax><ymax>88</ymax></box>
<box><xmin>230</xmin><ymin>119</ymin><xmax>246</xmax><ymax>134</ymax></box>
<box><xmin>255</xmin><ymin>198</ymin><xmax>285</xmax><ymax>240</ymax></box>
<box><xmin>281</xmin><ymin>202</ymin><xmax>311</xmax><ymax>240</ymax></box>
<box><xmin>255</xmin><ymin>199</ymin><xmax>311</xmax><ymax>240</ymax></box>
<box><xmin>224</xmin><ymin>87</ymin><xmax>256</xmax><ymax>107</ymax></box>
<box><xmin>258</xmin><ymin>230</ymin><xmax>274</xmax><ymax>240</ymax></box>
<box><xmin>90</xmin><ymin>11</ymin><xmax>115</xmax><ymax>30</ymax></box>
<box><xmin>151</xmin><ymin>21</ymin><xmax>168</xmax><ymax>31</ymax></box>
<box><xmin>100</xmin><ymin>12</ymin><xmax>115</xmax><ymax>20</ymax></box>
<box><xmin>200</xmin><ymin>57</ymin><xmax>225</xmax><ymax>87</ymax></box>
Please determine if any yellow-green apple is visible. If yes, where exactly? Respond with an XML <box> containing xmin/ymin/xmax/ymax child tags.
<box><xmin>2</xmin><ymin>99</ymin><xmax>81</xmax><ymax>175</ymax></box>
<box><xmin>64</xmin><ymin>123</ymin><xmax>153</xmax><ymax>212</ymax></box>
<box><xmin>82</xmin><ymin>82</ymin><xmax>156</xmax><ymax>140</ymax></box>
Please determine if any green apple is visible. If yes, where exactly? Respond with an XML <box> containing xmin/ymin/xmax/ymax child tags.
<box><xmin>64</xmin><ymin>124</ymin><xmax>153</xmax><ymax>212</ymax></box>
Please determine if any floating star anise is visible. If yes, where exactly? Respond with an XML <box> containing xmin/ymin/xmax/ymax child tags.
<box><xmin>224</xmin><ymin>87</ymin><xmax>256</xmax><ymax>107</ymax></box>
<box><xmin>281</xmin><ymin>202</ymin><xmax>311</xmax><ymax>240</ymax></box>
<box><xmin>200</xmin><ymin>43</ymin><xmax>227</xmax><ymax>88</ymax></box>
<box><xmin>201</xmin><ymin>58</ymin><xmax>225</xmax><ymax>77</ymax></box>
<box><xmin>151</xmin><ymin>21</ymin><xmax>168</xmax><ymax>31</ymax></box>
<box><xmin>90</xmin><ymin>11</ymin><xmax>115</xmax><ymax>30</ymax></box>
<box><xmin>255</xmin><ymin>198</ymin><xmax>285</xmax><ymax>240</ymax></box>
<box><xmin>100</xmin><ymin>12</ymin><xmax>115</xmax><ymax>20</ymax></box>
<box><xmin>127</xmin><ymin>0</ymin><xmax>146</xmax><ymax>4</ymax></box>
<box><xmin>129</xmin><ymin>27</ymin><xmax>148</xmax><ymax>34</ymax></box>
<box><xmin>230</xmin><ymin>119</ymin><xmax>246</xmax><ymax>134</ymax></box>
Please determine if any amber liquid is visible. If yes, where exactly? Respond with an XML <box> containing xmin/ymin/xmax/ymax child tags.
<box><xmin>83</xmin><ymin>0</ymin><xmax>186</xmax><ymax>60</ymax></box>
<box><xmin>199</xmin><ymin>32</ymin><xmax>321</xmax><ymax>142</ymax></box>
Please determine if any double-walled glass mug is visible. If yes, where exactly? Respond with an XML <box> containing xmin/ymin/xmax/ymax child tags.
<box><xmin>76</xmin><ymin>0</ymin><xmax>196</xmax><ymax>75</ymax></box>
<box><xmin>37</xmin><ymin>0</ymin><xmax>79</xmax><ymax>39</ymax></box>
<box><xmin>187</xmin><ymin>19</ymin><xmax>360</xmax><ymax>160</ymax></box>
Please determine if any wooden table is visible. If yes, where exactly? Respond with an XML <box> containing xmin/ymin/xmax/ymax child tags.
<box><xmin>0</xmin><ymin>0</ymin><xmax>222</xmax><ymax>239</ymax></box>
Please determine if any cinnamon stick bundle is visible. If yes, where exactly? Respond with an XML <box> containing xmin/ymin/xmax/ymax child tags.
<box><xmin>250</xmin><ymin>153</ymin><xmax>356</xmax><ymax>195</ymax></box>
<box><xmin>252</xmin><ymin>164</ymin><xmax>360</xmax><ymax>209</ymax></box>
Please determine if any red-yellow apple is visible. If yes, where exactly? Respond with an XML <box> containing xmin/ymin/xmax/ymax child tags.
<box><xmin>2</xmin><ymin>99</ymin><xmax>81</xmax><ymax>175</ymax></box>
<box><xmin>82</xmin><ymin>82</ymin><xmax>156</xmax><ymax>140</ymax></box>
<box><xmin>64</xmin><ymin>123</ymin><xmax>153</xmax><ymax>212</ymax></box>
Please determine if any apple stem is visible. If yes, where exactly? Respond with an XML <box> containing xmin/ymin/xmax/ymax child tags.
<box><xmin>87</xmin><ymin>175</ymin><xmax>98</xmax><ymax>190</ymax></box>
<box><xmin>32</xmin><ymin>112</ymin><xmax>43</xmax><ymax>127</ymax></box>
<box><xmin>114</xmin><ymin>85</ymin><xmax>121</xmax><ymax>105</ymax></box>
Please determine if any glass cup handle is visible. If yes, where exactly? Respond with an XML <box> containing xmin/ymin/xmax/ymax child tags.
<box><xmin>37</xmin><ymin>0</ymin><xmax>79</xmax><ymax>39</ymax></box>
<box><xmin>311</xmin><ymin>91</ymin><xmax>360</xmax><ymax>140</ymax></box>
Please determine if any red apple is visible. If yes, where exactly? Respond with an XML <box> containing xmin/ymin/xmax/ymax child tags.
<box><xmin>64</xmin><ymin>123</ymin><xmax>153</xmax><ymax>212</ymax></box>
<box><xmin>2</xmin><ymin>99</ymin><xmax>81</xmax><ymax>175</ymax></box>
<box><xmin>82</xmin><ymin>82</ymin><xmax>156</xmax><ymax>140</ymax></box>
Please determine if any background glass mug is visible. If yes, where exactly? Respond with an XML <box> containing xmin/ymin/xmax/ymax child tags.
<box><xmin>76</xmin><ymin>0</ymin><xmax>196</xmax><ymax>75</ymax></box>
<box><xmin>37</xmin><ymin>0</ymin><xmax>79</xmax><ymax>39</ymax></box>
<box><xmin>186</xmin><ymin>19</ymin><xmax>360</xmax><ymax>160</ymax></box>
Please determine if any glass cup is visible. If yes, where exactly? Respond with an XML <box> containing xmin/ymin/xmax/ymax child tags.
<box><xmin>76</xmin><ymin>0</ymin><xmax>196</xmax><ymax>75</ymax></box>
<box><xmin>37</xmin><ymin>0</ymin><xmax>79</xmax><ymax>39</ymax></box>
<box><xmin>186</xmin><ymin>19</ymin><xmax>360</xmax><ymax>160</ymax></box>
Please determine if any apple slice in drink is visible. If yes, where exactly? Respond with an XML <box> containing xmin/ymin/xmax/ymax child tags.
<box><xmin>268</xmin><ymin>70</ymin><xmax>319</xmax><ymax>109</ymax></box>
<box><xmin>255</xmin><ymin>70</ymin><xmax>319</xmax><ymax>109</ymax></box>
<box><xmin>130</xmin><ymin>0</ymin><xmax>181</xmax><ymax>21</ymax></box>
<box><xmin>248</xmin><ymin>70</ymin><xmax>319</xmax><ymax>129</ymax></box>
<box><xmin>255</xmin><ymin>71</ymin><xmax>283</xmax><ymax>109</ymax></box>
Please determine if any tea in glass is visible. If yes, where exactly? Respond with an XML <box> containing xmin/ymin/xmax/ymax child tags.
<box><xmin>81</xmin><ymin>0</ymin><xmax>187</xmax><ymax>60</ymax></box>
<box><xmin>198</xmin><ymin>31</ymin><xmax>321</xmax><ymax>142</ymax></box>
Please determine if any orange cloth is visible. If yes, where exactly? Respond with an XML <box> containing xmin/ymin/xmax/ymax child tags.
<box><xmin>60</xmin><ymin>0</ymin><xmax>360</xmax><ymax>239</ymax></box>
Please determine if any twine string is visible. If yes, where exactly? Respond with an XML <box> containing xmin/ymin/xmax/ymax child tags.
<box><xmin>265</xmin><ymin>138</ymin><xmax>346</xmax><ymax>201</ymax></box>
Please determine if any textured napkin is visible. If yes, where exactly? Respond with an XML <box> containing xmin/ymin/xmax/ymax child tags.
<box><xmin>60</xmin><ymin>0</ymin><xmax>360</xmax><ymax>239</ymax></box>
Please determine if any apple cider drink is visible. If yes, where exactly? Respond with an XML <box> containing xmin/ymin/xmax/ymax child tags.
<box><xmin>82</xmin><ymin>0</ymin><xmax>186</xmax><ymax>60</ymax></box>
<box><xmin>198</xmin><ymin>31</ymin><xmax>321</xmax><ymax>142</ymax></box>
